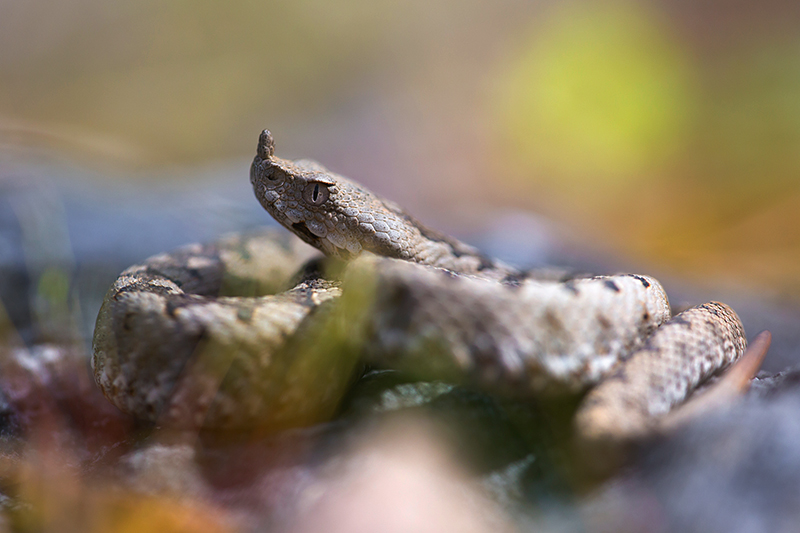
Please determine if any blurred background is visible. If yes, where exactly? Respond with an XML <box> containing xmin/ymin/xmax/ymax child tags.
<box><xmin>2</xmin><ymin>1</ymin><xmax>800</xmax><ymax>531</ymax></box>
<box><xmin>3</xmin><ymin>0</ymin><xmax>800</xmax><ymax>294</ymax></box>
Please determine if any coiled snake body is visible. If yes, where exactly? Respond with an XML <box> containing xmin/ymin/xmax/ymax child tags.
<box><xmin>92</xmin><ymin>130</ymin><xmax>749</xmax><ymax>447</ymax></box>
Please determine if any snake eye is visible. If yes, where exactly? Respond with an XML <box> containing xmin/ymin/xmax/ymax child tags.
<box><xmin>303</xmin><ymin>181</ymin><xmax>330</xmax><ymax>206</ymax></box>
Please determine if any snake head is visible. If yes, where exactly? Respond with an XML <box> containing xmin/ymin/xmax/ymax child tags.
<box><xmin>250</xmin><ymin>130</ymin><xmax>427</xmax><ymax>261</ymax></box>
<box><xmin>253</xmin><ymin>130</ymin><xmax>408</xmax><ymax>260</ymax></box>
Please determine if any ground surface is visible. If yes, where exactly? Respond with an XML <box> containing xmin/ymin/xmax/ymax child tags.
<box><xmin>1</xmin><ymin>163</ymin><xmax>799</xmax><ymax>533</ymax></box>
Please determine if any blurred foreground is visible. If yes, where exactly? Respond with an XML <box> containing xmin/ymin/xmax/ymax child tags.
<box><xmin>3</xmin><ymin>0</ymin><xmax>800</xmax><ymax>531</ymax></box>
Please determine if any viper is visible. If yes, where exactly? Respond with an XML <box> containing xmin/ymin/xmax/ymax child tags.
<box><xmin>92</xmin><ymin>130</ymin><xmax>769</xmax><ymax>456</ymax></box>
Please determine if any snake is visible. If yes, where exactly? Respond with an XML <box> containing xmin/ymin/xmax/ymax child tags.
<box><xmin>91</xmin><ymin>129</ymin><xmax>749</xmax><ymax>451</ymax></box>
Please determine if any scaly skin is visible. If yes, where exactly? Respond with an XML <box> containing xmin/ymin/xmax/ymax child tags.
<box><xmin>250</xmin><ymin>129</ymin><xmax>516</xmax><ymax>281</ymax></box>
<box><xmin>250</xmin><ymin>129</ymin><xmax>749</xmax><ymax>440</ymax></box>
<box><xmin>92</xmin><ymin>129</ymin><xmax>751</xmax><ymax>446</ymax></box>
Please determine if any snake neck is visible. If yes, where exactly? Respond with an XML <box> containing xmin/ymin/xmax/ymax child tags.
<box><xmin>250</xmin><ymin>130</ymin><xmax>519</xmax><ymax>280</ymax></box>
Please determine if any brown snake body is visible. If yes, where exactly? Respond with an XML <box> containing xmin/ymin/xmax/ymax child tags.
<box><xmin>92</xmin><ymin>130</ymin><xmax>751</xmax><ymax>448</ymax></box>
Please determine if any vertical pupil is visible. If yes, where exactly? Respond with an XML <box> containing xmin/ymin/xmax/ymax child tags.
<box><xmin>313</xmin><ymin>184</ymin><xmax>319</xmax><ymax>202</ymax></box>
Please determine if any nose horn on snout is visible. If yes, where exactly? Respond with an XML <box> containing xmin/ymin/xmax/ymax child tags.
<box><xmin>258</xmin><ymin>129</ymin><xmax>275</xmax><ymax>159</ymax></box>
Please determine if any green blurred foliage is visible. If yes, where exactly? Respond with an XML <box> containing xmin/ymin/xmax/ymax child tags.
<box><xmin>491</xmin><ymin>1</ymin><xmax>800</xmax><ymax>289</ymax></box>
<box><xmin>497</xmin><ymin>2</ymin><xmax>694</xmax><ymax>188</ymax></box>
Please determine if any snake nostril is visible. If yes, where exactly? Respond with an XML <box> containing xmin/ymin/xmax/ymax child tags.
<box><xmin>261</xmin><ymin>167</ymin><xmax>284</xmax><ymax>185</ymax></box>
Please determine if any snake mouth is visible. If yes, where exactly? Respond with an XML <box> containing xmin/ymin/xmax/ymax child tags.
<box><xmin>292</xmin><ymin>222</ymin><xmax>358</xmax><ymax>261</ymax></box>
<box><xmin>291</xmin><ymin>222</ymin><xmax>321</xmax><ymax>247</ymax></box>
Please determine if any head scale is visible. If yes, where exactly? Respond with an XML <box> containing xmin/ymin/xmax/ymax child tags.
<box><xmin>250</xmin><ymin>129</ymin><xmax>415</xmax><ymax>261</ymax></box>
